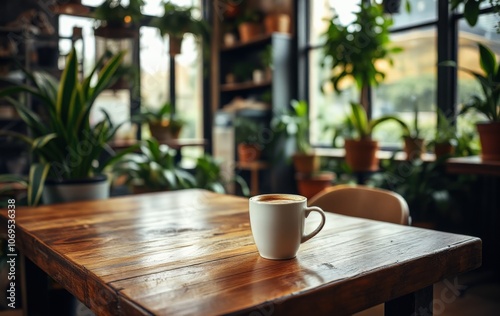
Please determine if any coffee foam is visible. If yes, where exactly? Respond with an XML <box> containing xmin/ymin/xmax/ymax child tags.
<box><xmin>252</xmin><ymin>194</ymin><xmax>305</xmax><ymax>204</ymax></box>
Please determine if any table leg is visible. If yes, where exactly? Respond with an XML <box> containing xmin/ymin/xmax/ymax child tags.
<box><xmin>385</xmin><ymin>286</ymin><xmax>433</xmax><ymax>316</ymax></box>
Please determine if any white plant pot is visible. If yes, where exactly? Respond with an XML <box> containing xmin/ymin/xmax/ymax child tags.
<box><xmin>42</xmin><ymin>175</ymin><xmax>109</xmax><ymax>204</ymax></box>
<box><xmin>253</xmin><ymin>69</ymin><xmax>264</xmax><ymax>83</ymax></box>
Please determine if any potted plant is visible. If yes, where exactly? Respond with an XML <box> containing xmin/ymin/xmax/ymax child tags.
<box><xmin>399</xmin><ymin>100</ymin><xmax>426</xmax><ymax>160</ymax></box>
<box><xmin>344</xmin><ymin>102</ymin><xmax>407</xmax><ymax>172</ymax></box>
<box><xmin>151</xmin><ymin>1</ymin><xmax>209</xmax><ymax>56</ymax></box>
<box><xmin>260</xmin><ymin>44</ymin><xmax>273</xmax><ymax>81</ymax></box>
<box><xmin>234</xmin><ymin>117</ymin><xmax>264</xmax><ymax>163</ymax></box>
<box><xmin>431</xmin><ymin>109</ymin><xmax>457</xmax><ymax>158</ymax></box>
<box><xmin>193</xmin><ymin>154</ymin><xmax>250</xmax><ymax>196</ymax></box>
<box><xmin>133</xmin><ymin>102</ymin><xmax>186</xmax><ymax>141</ymax></box>
<box><xmin>94</xmin><ymin>0</ymin><xmax>144</xmax><ymax>38</ymax></box>
<box><xmin>272</xmin><ymin>100</ymin><xmax>318</xmax><ymax>174</ymax></box>
<box><xmin>112</xmin><ymin>139</ymin><xmax>195</xmax><ymax>193</ymax></box>
<box><xmin>236</xmin><ymin>9</ymin><xmax>263</xmax><ymax>43</ymax></box>
<box><xmin>0</xmin><ymin>47</ymin><xmax>132</xmax><ymax>206</ymax></box>
<box><xmin>321</xmin><ymin>2</ymin><xmax>401</xmax><ymax>112</ymax></box>
<box><xmin>447</xmin><ymin>43</ymin><xmax>499</xmax><ymax>160</ymax></box>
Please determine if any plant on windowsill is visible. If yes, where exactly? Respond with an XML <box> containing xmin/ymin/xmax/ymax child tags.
<box><xmin>132</xmin><ymin>102</ymin><xmax>186</xmax><ymax>141</ymax></box>
<box><xmin>151</xmin><ymin>1</ymin><xmax>209</xmax><ymax>56</ymax></box>
<box><xmin>398</xmin><ymin>99</ymin><xmax>426</xmax><ymax>160</ymax></box>
<box><xmin>343</xmin><ymin>102</ymin><xmax>407</xmax><ymax>172</ymax></box>
<box><xmin>0</xmin><ymin>47</ymin><xmax>136</xmax><ymax>206</ymax></box>
<box><xmin>234</xmin><ymin>117</ymin><xmax>265</xmax><ymax>163</ymax></box>
<box><xmin>443</xmin><ymin>43</ymin><xmax>500</xmax><ymax>160</ymax></box>
<box><xmin>430</xmin><ymin>109</ymin><xmax>457</xmax><ymax>158</ymax></box>
<box><xmin>112</xmin><ymin>139</ymin><xmax>195</xmax><ymax>194</ymax></box>
<box><xmin>94</xmin><ymin>0</ymin><xmax>144</xmax><ymax>38</ymax></box>
<box><xmin>272</xmin><ymin>100</ymin><xmax>319</xmax><ymax>174</ymax></box>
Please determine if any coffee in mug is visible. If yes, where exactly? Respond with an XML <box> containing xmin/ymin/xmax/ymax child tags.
<box><xmin>249</xmin><ymin>194</ymin><xmax>326</xmax><ymax>260</ymax></box>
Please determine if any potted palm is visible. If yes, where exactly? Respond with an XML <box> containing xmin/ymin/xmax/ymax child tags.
<box><xmin>0</xmin><ymin>47</ymin><xmax>132</xmax><ymax>206</ymax></box>
<box><xmin>344</xmin><ymin>103</ymin><xmax>407</xmax><ymax>172</ymax></box>
<box><xmin>112</xmin><ymin>139</ymin><xmax>195</xmax><ymax>193</ymax></box>
<box><xmin>449</xmin><ymin>43</ymin><xmax>499</xmax><ymax>160</ymax></box>
<box><xmin>151</xmin><ymin>1</ymin><xmax>209</xmax><ymax>56</ymax></box>
<box><xmin>133</xmin><ymin>102</ymin><xmax>186</xmax><ymax>141</ymax></box>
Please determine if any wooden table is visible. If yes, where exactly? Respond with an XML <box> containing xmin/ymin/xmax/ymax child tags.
<box><xmin>1</xmin><ymin>190</ymin><xmax>481</xmax><ymax>315</ymax></box>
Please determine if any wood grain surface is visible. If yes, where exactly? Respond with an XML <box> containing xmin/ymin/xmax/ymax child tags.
<box><xmin>0</xmin><ymin>189</ymin><xmax>482</xmax><ymax>315</ymax></box>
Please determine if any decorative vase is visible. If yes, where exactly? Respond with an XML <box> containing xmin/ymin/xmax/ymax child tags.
<box><xmin>404</xmin><ymin>137</ymin><xmax>425</xmax><ymax>160</ymax></box>
<box><xmin>42</xmin><ymin>175</ymin><xmax>109</xmax><ymax>205</ymax></box>
<box><xmin>292</xmin><ymin>153</ymin><xmax>319</xmax><ymax>174</ymax></box>
<box><xmin>477</xmin><ymin>122</ymin><xmax>500</xmax><ymax>161</ymax></box>
<box><xmin>344</xmin><ymin>139</ymin><xmax>379</xmax><ymax>172</ymax></box>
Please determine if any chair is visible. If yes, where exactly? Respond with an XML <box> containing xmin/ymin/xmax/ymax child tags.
<box><xmin>309</xmin><ymin>184</ymin><xmax>410</xmax><ymax>316</ymax></box>
<box><xmin>308</xmin><ymin>184</ymin><xmax>410</xmax><ymax>225</ymax></box>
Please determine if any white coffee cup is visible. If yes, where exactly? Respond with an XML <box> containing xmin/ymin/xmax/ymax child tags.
<box><xmin>249</xmin><ymin>194</ymin><xmax>326</xmax><ymax>260</ymax></box>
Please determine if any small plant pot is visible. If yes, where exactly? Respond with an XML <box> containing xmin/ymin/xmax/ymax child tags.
<box><xmin>264</xmin><ymin>13</ymin><xmax>291</xmax><ymax>34</ymax></box>
<box><xmin>292</xmin><ymin>153</ymin><xmax>319</xmax><ymax>174</ymax></box>
<box><xmin>149</xmin><ymin>122</ymin><xmax>179</xmax><ymax>141</ymax></box>
<box><xmin>42</xmin><ymin>175</ymin><xmax>109</xmax><ymax>204</ymax></box>
<box><xmin>223</xmin><ymin>33</ymin><xmax>236</xmax><ymax>46</ymax></box>
<box><xmin>252</xmin><ymin>69</ymin><xmax>264</xmax><ymax>83</ymax></box>
<box><xmin>344</xmin><ymin>139</ymin><xmax>379</xmax><ymax>172</ymax></box>
<box><xmin>477</xmin><ymin>122</ymin><xmax>500</xmax><ymax>161</ymax></box>
<box><xmin>295</xmin><ymin>172</ymin><xmax>335</xmax><ymax>199</ymax></box>
<box><xmin>434</xmin><ymin>142</ymin><xmax>454</xmax><ymax>159</ymax></box>
<box><xmin>169</xmin><ymin>36</ymin><xmax>183</xmax><ymax>56</ymax></box>
<box><xmin>404</xmin><ymin>137</ymin><xmax>425</xmax><ymax>160</ymax></box>
<box><xmin>238</xmin><ymin>23</ymin><xmax>262</xmax><ymax>43</ymax></box>
<box><xmin>238</xmin><ymin>143</ymin><xmax>262</xmax><ymax>163</ymax></box>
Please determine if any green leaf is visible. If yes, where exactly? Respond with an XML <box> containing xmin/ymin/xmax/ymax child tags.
<box><xmin>28</xmin><ymin>163</ymin><xmax>50</xmax><ymax>207</ymax></box>
<box><xmin>464</xmin><ymin>0</ymin><xmax>480</xmax><ymax>26</ymax></box>
<box><xmin>57</xmin><ymin>47</ymin><xmax>79</xmax><ymax>121</ymax></box>
<box><xmin>478</xmin><ymin>43</ymin><xmax>497</xmax><ymax>78</ymax></box>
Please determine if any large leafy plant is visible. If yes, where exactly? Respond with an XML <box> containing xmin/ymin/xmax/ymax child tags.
<box><xmin>346</xmin><ymin>103</ymin><xmax>408</xmax><ymax>140</ymax></box>
<box><xmin>321</xmin><ymin>3</ymin><xmax>401</xmax><ymax>107</ymax></box>
<box><xmin>0</xmin><ymin>47</ymin><xmax>128</xmax><ymax>206</ymax></box>
<box><xmin>457</xmin><ymin>43</ymin><xmax>500</xmax><ymax>122</ymax></box>
<box><xmin>113</xmin><ymin>139</ymin><xmax>195</xmax><ymax>191</ymax></box>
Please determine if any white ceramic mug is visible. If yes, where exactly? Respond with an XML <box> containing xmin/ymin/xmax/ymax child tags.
<box><xmin>249</xmin><ymin>194</ymin><xmax>326</xmax><ymax>260</ymax></box>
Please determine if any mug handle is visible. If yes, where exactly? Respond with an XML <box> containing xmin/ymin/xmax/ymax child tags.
<box><xmin>301</xmin><ymin>206</ymin><xmax>326</xmax><ymax>243</ymax></box>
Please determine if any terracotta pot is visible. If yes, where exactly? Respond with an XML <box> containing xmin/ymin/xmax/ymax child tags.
<box><xmin>434</xmin><ymin>142</ymin><xmax>454</xmax><ymax>159</ymax></box>
<box><xmin>238</xmin><ymin>23</ymin><xmax>262</xmax><ymax>43</ymax></box>
<box><xmin>295</xmin><ymin>172</ymin><xmax>335</xmax><ymax>199</ymax></box>
<box><xmin>264</xmin><ymin>13</ymin><xmax>290</xmax><ymax>34</ymax></box>
<box><xmin>149</xmin><ymin>121</ymin><xmax>178</xmax><ymax>141</ymax></box>
<box><xmin>238</xmin><ymin>143</ymin><xmax>262</xmax><ymax>163</ymax></box>
<box><xmin>404</xmin><ymin>137</ymin><xmax>425</xmax><ymax>160</ymax></box>
<box><xmin>344</xmin><ymin>139</ymin><xmax>379</xmax><ymax>172</ymax></box>
<box><xmin>477</xmin><ymin>122</ymin><xmax>500</xmax><ymax>161</ymax></box>
<box><xmin>169</xmin><ymin>36</ymin><xmax>183</xmax><ymax>56</ymax></box>
<box><xmin>292</xmin><ymin>153</ymin><xmax>319</xmax><ymax>174</ymax></box>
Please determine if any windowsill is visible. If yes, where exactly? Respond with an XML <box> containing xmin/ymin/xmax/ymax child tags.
<box><xmin>313</xmin><ymin>147</ymin><xmax>436</xmax><ymax>162</ymax></box>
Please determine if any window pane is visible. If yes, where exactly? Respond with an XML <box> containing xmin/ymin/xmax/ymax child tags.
<box><xmin>309</xmin><ymin>0</ymin><xmax>361</xmax><ymax>46</ymax></box>
<box><xmin>372</xmin><ymin>27</ymin><xmax>437</xmax><ymax>148</ymax></box>
<box><xmin>58</xmin><ymin>15</ymin><xmax>96</xmax><ymax>75</ymax></box>
<box><xmin>457</xmin><ymin>13</ymin><xmax>500</xmax><ymax>139</ymax></box>
<box><xmin>390</xmin><ymin>0</ymin><xmax>437</xmax><ymax>29</ymax></box>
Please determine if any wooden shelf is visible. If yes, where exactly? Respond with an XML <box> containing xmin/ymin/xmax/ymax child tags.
<box><xmin>221</xmin><ymin>80</ymin><xmax>272</xmax><ymax>92</ymax></box>
<box><xmin>220</xmin><ymin>33</ymin><xmax>291</xmax><ymax>53</ymax></box>
<box><xmin>109</xmin><ymin>138</ymin><xmax>208</xmax><ymax>151</ymax></box>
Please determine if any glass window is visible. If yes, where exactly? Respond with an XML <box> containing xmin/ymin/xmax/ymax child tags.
<box><xmin>372</xmin><ymin>27</ymin><xmax>438</xmax><ymax>148</ymax></box>
<box><xmin>389</xmin><ymin>0</ymin><xmax>438</xmax><ymax>29</ymax></box>
<box><xmin>457</xmin><ymin>13</ymin><xmax>500</xmax><ymax>140</ymax></box>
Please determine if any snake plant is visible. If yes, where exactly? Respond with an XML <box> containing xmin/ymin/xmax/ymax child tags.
<box><xmin>0</xmin><ymin>47</ymin><xmax>132</xmax><ymax>206</ymax></box>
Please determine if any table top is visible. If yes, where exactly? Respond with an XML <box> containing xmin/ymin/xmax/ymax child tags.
<box><xmin>446</xmin><ymin>156</ymin><xmax>500</xmax><ymax>176</ymax></box>
<box><xmin>1</xmin><ymin>189</ymin><xmax>481</xmax><ymax>315</ymax></box>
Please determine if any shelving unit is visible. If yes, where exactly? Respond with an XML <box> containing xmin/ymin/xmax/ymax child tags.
<box><xmin>212</xmin><ymin>32</ymin><xmax>295</xmax><ymax>194</ymax></box>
